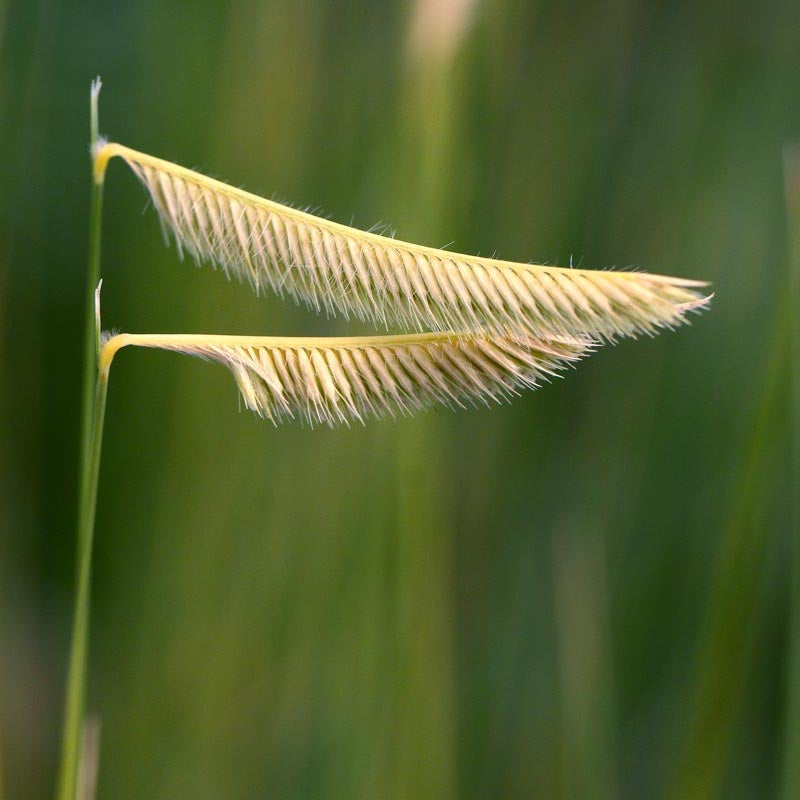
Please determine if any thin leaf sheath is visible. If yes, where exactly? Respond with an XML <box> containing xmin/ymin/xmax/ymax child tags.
<box><xmin>100</xmin><ymin>331</ymin><xmax>591</xmax><ymax>427</ymax></box>
<box><xmin>94</xmin><ymin>143</ymin><xmax>711</xmax><ymax>342</ymax></box>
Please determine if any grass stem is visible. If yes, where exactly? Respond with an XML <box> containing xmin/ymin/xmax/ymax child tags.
<box><xmin>56</xmin><ymin>371</ymin><xmax>109</xmax><ymax>800</ymax></box>
<box><xmin>55</xmin><ymin>78</ymin><xmax>107</xmax><ymax>800</ymax></box>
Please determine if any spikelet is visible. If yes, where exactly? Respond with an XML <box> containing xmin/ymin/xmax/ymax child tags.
<box><xmin>100</xmin><ymin>331</ymin><xmax>592</xmax><ymax>427</ymax></box>
<box><xmin>94</xmin><ymin>143</ymin><xmax>711</xmax><ymax>342</ymax></box>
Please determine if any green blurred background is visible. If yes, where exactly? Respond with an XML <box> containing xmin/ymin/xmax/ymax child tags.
<box><xmin>1</xmin><ymin>0</ymin><xmax>798</xmax><ymax>798</ymax></box>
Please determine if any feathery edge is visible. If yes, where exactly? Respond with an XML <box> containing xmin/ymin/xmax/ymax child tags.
<box><xmin>99</xmin><ymin>329</ymin><xmax>594</xmax><ymax>427</ymax></box>
<box><xmin>93</xmin><ymin>141</ymin><xmax>712</xmax><ymax>342</ymax></box>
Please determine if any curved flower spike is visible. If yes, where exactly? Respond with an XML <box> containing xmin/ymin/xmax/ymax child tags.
<box><xmin>94</xmin><ymin>143</ymin><xmax>711</xmax><ymax>342</ymax></box>
<box><xmin>100</xmin><ymin>330</ymin><xmax>593</xmax><ymax>428</ymax></box>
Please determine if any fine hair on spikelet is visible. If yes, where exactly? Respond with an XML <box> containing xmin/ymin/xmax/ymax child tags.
<box><xmin>93</xmin><ymin>142</ymin><xmax>711</xmax><ymax>343</ymax></box>
<box><xmin>99</xmin><ymin>330</ymin><xmax>593</xmax><ymax>428</ymax></box>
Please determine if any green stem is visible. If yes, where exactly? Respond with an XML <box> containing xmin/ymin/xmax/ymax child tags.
<box><xmin>55</xmin><ymin>78</ymin><xmax>106</xmax><ymax>800</ymax></box>
<box><xmin>56</xmin><ymin>373</ymin><xmax>109</xmax><ymax>800</ymax></box>
<box><xmin>80</xmin><ymin>83</ymin><xmax>104</xmax><ymax>468</ymax></box>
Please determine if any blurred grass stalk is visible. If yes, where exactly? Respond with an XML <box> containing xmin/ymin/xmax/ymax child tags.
<box><xmin>388</xmin><ymin>2</ymin><xmax>480</xmax><ymax>796</ymax></box>
<box><xmin>553</xmin><ymin>528</ymin><xmax>617</xmax><ymax>800</ymax></box>
<box><xmin>56</xmin><ymin>81</ymin><xmax>107</xmax><ymax>800</ymax></box>
<box><xmin>75</xmin><ymin>718</ymin><xmax>101</xmax><ymax>800</ymax></box>
<box><xmin>782</xmin><ymin>144</ymin><xmax>800</xmax><ymax>800</ymax></box>
<box><xmin>669</xmin><ymin>316</ymin><xmax>786</xmax><ymax>799</ymax></box>
<box><xmin>669</xmin><ymin>172</ymin><xmax>791</xmax><ymax>800</ymax></box>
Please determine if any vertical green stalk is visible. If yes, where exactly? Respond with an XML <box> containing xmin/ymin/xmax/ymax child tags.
<box><xmin>553</xmin><ymin>528</ymin><xmax>617</xmax><ymax>800</ymax></box>
<box><xmin>782</xmin><ymin>145</ymin><xmax>800</xmax><ymax>800</ymax></box>
<box><xmin>386</xmin><ymin>10</ymin><xmax>475</xmax><ymax>797</ymax></box>
<box><xmin>57</xmin><ymin>371</ymin><xmax>109</xmax><ymax>800</ymax></box>
<box><xmin>80</xmin><ymin>79</ymin><xmax>105</xmax><ymax>472</ymax></box>
<box><xmin>668</xmin><ymin>170</ymin><xmax>790</xmax><ymax>800</ymax></box>
<box><xmin>55</xmin><ymin>79</ymin><xmax>108</xmax><ymax>800</ymax></box>
<box><xmin>667</xmin><ymin>315</ymin><xmax>786</xmax><ymax>800</ymax></box>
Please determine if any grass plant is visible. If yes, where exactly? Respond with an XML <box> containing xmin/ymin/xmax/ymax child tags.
<box><xmin>54</xmin><ymin>78</ymin><xmax>712</xmax><ymax>800</ymax></box>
